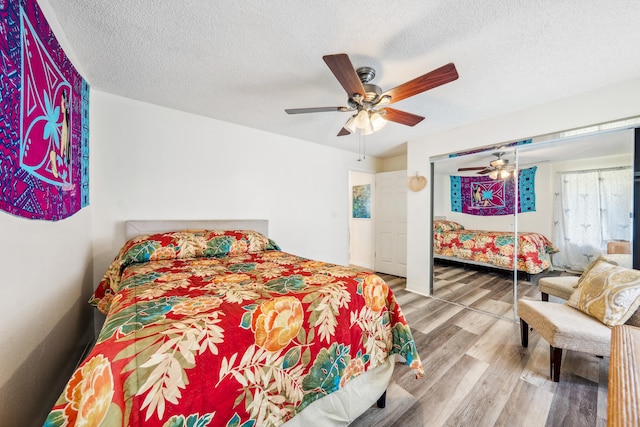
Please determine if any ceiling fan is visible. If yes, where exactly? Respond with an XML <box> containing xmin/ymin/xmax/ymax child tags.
<box><xmin>285</xmin><ymin>53</ymin><xmax>459</xmax><ymax>136</ymax></box>
<box><xmin>458</xmin><ymin>152</ymin><xmax>516</xmax><ymax>179</ymax></box>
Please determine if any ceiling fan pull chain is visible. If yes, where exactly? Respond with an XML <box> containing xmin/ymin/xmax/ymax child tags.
<box><xmin>363</xmin><ymin>133</ymin><xmax>366</xmax><ymax>160</ymax></box>
<box><xmin>358</xmin><ymin>130</ymin><xmax>366</xmax><ymax>161</ymax></box>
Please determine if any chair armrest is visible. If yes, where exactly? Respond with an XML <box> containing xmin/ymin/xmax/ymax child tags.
<box><xmin>608</xmin><ymin>325</ymin><xmax>640</xmax><ymax>427</ymax></box>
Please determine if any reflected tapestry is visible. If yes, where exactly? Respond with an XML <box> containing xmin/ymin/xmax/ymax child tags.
<box><xmin>0</xmin><ymin>0</ymin><xmax>89</xmax><ymax>220</ymax></box>
<box><xmin>450</xmin><ymin>167</ymin><xmax>536</xmax><ymax>216</ymax></box>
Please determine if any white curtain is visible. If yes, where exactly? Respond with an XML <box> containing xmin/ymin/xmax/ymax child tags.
<box><xmin>552</xmin><ymin>167</ymin><xmax>633</xmax><ymax>271</ymax></box>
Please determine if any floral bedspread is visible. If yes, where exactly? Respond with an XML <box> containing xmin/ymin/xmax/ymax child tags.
<box><xmin>434</xmin><ymin>225</ymin><xmax>559</xmax><ymax>274</ymax></box>
<box><xmin>45</xmin><ymin>230</ymin><xmax>423</xmax><ymax>427</ymax></box>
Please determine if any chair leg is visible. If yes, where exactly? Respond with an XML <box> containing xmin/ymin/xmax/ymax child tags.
<box><xmin>550</xmin><ymin>346</ymin><xmax>562</xmax><ymax>382</ymax></box>
<box><xmin>376</xmin><ymin>391</ymin><xmax>386</xmax><ymax>408</ymax></box>
<box><xmin>520</xmin><ymin>319</ymin><xmax>529</xmax><ymax>348</ymax></box>
<box><xmin>541</xmin><ymin>292</ymin><xmax>549</xmax><ymax>301</ymax></box>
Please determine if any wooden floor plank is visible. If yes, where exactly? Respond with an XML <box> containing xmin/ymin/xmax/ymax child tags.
<box><xmin>451</xmin><ymin>301</ymin><xmax>505</xmax><ymax>336</ymax></box>
<box><xmin>520</xmin><ymin>336</ymin><xmax>560</xmax><ymax>392</ymax></box>
<box><xmin>545</xmin><ymin>373</ymin><xmax>598</xmax><ymax>427</ymax></box>
<box><xmin>447</xmin><ymin>321</ymin><xmax>534</xmax><ymax>426</ymax></box>
<box><xmin>394</xmin><ymin>354</ymin><xmax>489</xmax><ymax>427</ymax></box>
<box><xmin>406</xmin><ymin>302</ymin><xmax>466</xmax><ymax>336</ymax></box>
<box><xmin>352</xmin><ymin>267</ymin><xmax>608</xmax><ymax>426</ymax></box>
<box><xmin>394</xmin><ymin>325</ymin><xmax>477</xmax><ymax>396</ymax></box>
<box><xmin>495</xmin><ymin>379</ymin><xmax>555</xmax><ymax>427</ymax></box>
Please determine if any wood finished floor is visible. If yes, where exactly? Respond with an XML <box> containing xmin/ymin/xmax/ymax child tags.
<box><xmin>351</xmin><ymin>264</ymin><xmax>608</xmax><ymax>427</ymax></box>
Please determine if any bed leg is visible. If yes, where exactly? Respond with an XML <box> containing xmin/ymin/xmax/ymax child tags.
<box><xmin>376</xmin><ymin>391</ymin><xmax>387</xmax><ymax>408</ymax></box>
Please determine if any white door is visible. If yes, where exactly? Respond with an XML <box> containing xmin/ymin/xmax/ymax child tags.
<box><xmin>374</xmin><ymin>170</ymin><xmax>407</xmax><ymax>277</ymax></box>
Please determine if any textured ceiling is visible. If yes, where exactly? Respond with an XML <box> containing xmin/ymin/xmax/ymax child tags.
<box><xmin>43</xmin><ymin>0</ymin><xmax>640</xmax><ymax>158</ymax></box>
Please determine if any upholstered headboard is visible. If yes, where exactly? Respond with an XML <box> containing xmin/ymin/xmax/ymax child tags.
<box><xmin>125</xmin><ymin>220</ymin><xmax>269</xmax><ymax>240</ymax></box>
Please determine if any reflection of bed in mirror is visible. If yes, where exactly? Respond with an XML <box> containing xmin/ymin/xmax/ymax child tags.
<box><xmin>433</xmin><ymin>219</ymin><xmax>559</xmax><ymax>277</ymax></box>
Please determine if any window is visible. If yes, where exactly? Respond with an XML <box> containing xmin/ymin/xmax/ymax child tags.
<box><xmin>552</xmin><ymin>167</ymin><xmax>633</xmax><ymax>271</ymax></box>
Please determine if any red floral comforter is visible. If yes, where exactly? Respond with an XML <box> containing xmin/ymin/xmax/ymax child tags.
<box><xmin>45</xmin><ymin>230</ymin><xmax>423</xmax><ymax>427</ymax></box>
<box><xmin>434</xmin><ymin>226</ymin><xmax>559</xmax><ymax>274</ymax></box>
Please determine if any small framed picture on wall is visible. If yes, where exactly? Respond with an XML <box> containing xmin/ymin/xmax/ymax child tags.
<box><xmin>352</xmin><ymin>184</ymin><xmax>371</xmax><ymax>219</ymax></box>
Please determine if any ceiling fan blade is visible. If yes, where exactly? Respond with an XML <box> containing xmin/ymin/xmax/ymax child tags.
<box><xmin>457</xmin><ymin>167</ymin><xmax>488</xmax><ymax>171</ymax></box>
<box><xmin>382</xmin><ymin>107</ymin><xmax>425</xmax><ymax>126</ymax></box>
<box><xmin>337</xmin><ymin>127</ymin><xmax>351</xmax><ymax>136</ymax></box>
<box><xmin>323</xmin><ymin>54</ymin><xmax>366</xmax><ymax>98</ymax></box>
<box><xmin>477</xmin><ymin>168</ymin><xmax>494</xmax><ymax>175</ymax></box>
<box><xmin>382</xmin><ymin>63</ymin><xmax>459</xmax><ymax>104</ymax></box>
<box><xmin>285</xmin><ymin>107</ymin><xmax>349</xmax><ymax>114</ymax></box>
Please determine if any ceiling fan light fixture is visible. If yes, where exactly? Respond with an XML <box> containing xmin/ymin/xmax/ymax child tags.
<box><xmin>489</xmin><ymin>168</ymin><xmax>513</xmax><ymax>180</ymax></box>
<box><xmin>370</xmin><ymin>111</ymin><xmax>387</xmax><ymax>132</ymax></box>
<box><xmin>360</xmin><ymin>114</ymin><xmax>376</xmax><ymax>135</ymax></box>
<box><xmin>344</xmin><ymin>115</ymin><xmax>356</xmax><ymax>133</ymax></box>
<box><xmin>354</xmin><ymin>109</ymin><xmax>369</xmax><ymax>129</ymax></box>
<box><xmin>361</xmin><ymin>124</ymin><xmax>375</xmax><ymax>136</ymax></box>
<box><xmin>352</xmin><ymin>110</ymin><xmax>387</xmax><ymax>135</ymax></box>
<box><xmin>490</xmin><ymin>158</ymin><xmax>506</xmax><ymax>168</ymax></box>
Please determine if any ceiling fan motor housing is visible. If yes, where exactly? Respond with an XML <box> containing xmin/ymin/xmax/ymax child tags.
<box><xmin>353</xmin><ymin>66</ymin><xmax>381</xmax><ymax>104</ymax></box>
<box><xmin>362</xmin><ymin>83</ymin><xmax>382</xmax><ymax>103</ymax></box>
<box><xmin>356</xmin><ymin>66</ymin><xmax>376</xmax><ymax>83</ymax></box>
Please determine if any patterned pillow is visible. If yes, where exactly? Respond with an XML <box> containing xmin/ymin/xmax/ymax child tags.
<box><xmin>90</xmin><ymin>230</ymin><xmax>280</xmax><ymax>313</ymax></box>
<box><xmin>433</xmin><ymin>220</ymin><xmax>465</xmax><ymax>233</ymax></box>
<box><xmin>566</xmin><ymin>260</ymin><xmax>640</xmax><ymax>327</ymax></box>
<box><xmin>118</xmin><ymin>229</ymin><xmax>277</xmax><ymax>268</ymax></box>
<box><xmin>573</xmin><ymin>255</ymin><xmax>622</xmax><ymax>288</ymax></box>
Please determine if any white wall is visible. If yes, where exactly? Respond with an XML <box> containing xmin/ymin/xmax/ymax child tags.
<box><xmin>381</xmin><ymin>154</ymin><xmax>407</xmax><ymax>172</ymax></box>
<box><xmin>0</xmin><ymin>210</ymin><xmax>94</xmax><ymax>426</ymax></box>
<box><xmin>407</xmin><ymin>77</ymin><xmax>640</xmax><ymax>295</ymax></box>
<box><xmin>90</xmin><ymin>90</ymin><xmax>381</xmax><ymax>285</ymax></box>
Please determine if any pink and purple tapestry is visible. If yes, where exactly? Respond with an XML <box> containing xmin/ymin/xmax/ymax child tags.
<box><xmin>450</xmin><ymin>166</ymin><xmax>537</xmax><ymax>216</ymax></box>
<box><xmin>1</xmin><ymin>0</ymin><xmax>89</xmax><ymax>220</ymax></box>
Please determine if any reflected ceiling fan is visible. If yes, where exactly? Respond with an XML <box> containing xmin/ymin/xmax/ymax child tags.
<box><xmin>458</xmin><ymin>152</ymin><xmax>516</xmax><ymax>179</ymax></box>
<box><xmin>285</xmin><ymin>53</ymin><xmax>459</xmax><ymax>136</ymax></box>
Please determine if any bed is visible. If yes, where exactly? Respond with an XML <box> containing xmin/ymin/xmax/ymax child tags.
<box><xmin>45</xmin><ymin>220</ymin><xmax>423</xmax><ymax>427</ymax></box>
<box><xmin>433</xmin><ymin>219</ymin><xmax>559</xmax><ymax>275</ymax></box>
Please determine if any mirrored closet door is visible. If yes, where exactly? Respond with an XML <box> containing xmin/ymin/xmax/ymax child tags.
<box><xmin>431</xmin><ymin>146</ymin><xmax>519</xmax><ymax>320</ymax></box>
<box><xmin>430</xmin><ymin>123</ymin><xmax>636</xmax><ymax>321</ymax></box>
